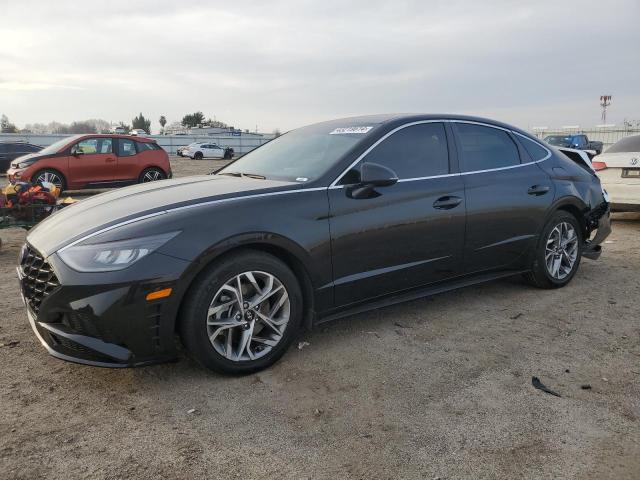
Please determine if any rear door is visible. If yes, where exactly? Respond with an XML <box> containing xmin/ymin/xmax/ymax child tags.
<box><xmin>68</xmin><ymin>137</ymin><xmax>117</xmax><ymax>186</ymax></box>
<box><xmin>328</xmin><ymin>121</ymin><xmax>466</xmax><ymax>306</ymax></box>
<box><xmin>452</xmin><ymin>122</ymin><xmax>554</xmax><ymax>273</ymax></box>
<box><xmin>115</xmin><ymin>138</ymin><xmax>141</xmax><ymax>181</ymax></box>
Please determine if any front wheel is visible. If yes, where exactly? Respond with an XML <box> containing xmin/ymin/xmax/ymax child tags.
<box><xmin>179</xmin><ymin>251</ymin><xmax>303</xmax><ymax>374</ymax></box>
<box><xmin>525</xmin><ymin>211</ymin><xmax>583</xmax><ymax>289</ymax></box>
<box><xmin>32</xmin><ymin>169</ymin><xmax>66</xmax><ymax>191</ymax></box>
<box><xmin>194</xmin><ymin>152</ymin><xmax>203</xmax><ymax>160</ymax></box>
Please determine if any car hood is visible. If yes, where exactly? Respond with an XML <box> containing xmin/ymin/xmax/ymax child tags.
<box><xmin>27</xmin><ymin>175</ymin><xmax>300</xmax><ymax>257</ymax></box>
<box><xmin>9</xmin><ymin>152</ymin><xmax>49</xmax><ymax>168</ymax></box>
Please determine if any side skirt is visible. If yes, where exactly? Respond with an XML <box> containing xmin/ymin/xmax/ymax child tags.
<box><xmin>314</xmin><ymin>269</ymin><xmax>529</xmax><ymax>325</ymax></box>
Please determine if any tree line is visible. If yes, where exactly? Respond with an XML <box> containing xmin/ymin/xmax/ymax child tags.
<box><xmin>1</xmin><ymin>112</ymin><xmax>280</xmax><ymax>136</ymax></box>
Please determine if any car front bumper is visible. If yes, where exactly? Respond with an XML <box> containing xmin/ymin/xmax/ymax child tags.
<box><xmin>17</xmin><ymin>244</ymin><xmax>192</xmax><ymax>367</ymax></box>
<box><xmin>6</xmin><ymin>167</ymin><xmax>27</xmax><ymax>183</ymax></box>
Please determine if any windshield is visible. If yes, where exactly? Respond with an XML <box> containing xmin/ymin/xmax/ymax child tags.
<box><xmin>544</xmin><ymin>135</ymin><xmax>572</xmax><ymax>147</ymax></box>
<box><xmin>39</xmin><ymin>135</ymin><xmax>81</xmax><ymax>155</ymax></box>
<box><xmin>605</xmin><ymin>135</ymin><xmax>640</xmax><ymax>154</ymax></box>
<box><xmin>218</xmin><ymin>123</ymin><xmax>374</xmax><ymax>182</ymax></box>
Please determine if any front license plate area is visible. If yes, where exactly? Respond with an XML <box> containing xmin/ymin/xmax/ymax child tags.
<box><xmin>622</xmin><ymin>168</ymin><xmax>640</xmax><ymax>178</ymax></box>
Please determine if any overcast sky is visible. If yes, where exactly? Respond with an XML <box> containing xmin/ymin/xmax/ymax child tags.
<box><xmin>1</xmin><ymin>0</ymin><xmax>639</xmax><ymax>133</ymax></box>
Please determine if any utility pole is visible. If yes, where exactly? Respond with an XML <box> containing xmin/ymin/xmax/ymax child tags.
<box><xmin>600</xmin><ymin>95</ymin><xmax>612</xmax><ymax>124</ymax></box>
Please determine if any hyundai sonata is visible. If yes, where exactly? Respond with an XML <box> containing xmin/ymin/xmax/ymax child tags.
<box><xmin>18</xmin><ymin>114</ymin><xmax>611</xmax><ymax>374</ymax></box>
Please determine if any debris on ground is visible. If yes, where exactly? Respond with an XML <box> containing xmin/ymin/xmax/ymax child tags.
<box><xmin>297</xmin><ymin>341</ymin><xmax>310</xmax><ymax>350</ymax></box>
<box><xmin>394</xmin><ymin>321</ymin><xmax>411</xmax><ymax>328</ymax></box>
<box><xmin>0</xmin><ymin>340</ymin><xmax>20</xmax><ymax>348</ymax></box>
<box><xmin>313</xmin><ymin>408</ymin><xmax>323</xmax><ymax>417</ymax></box>
<box><xmin>581</xmin><ymin>384</ymin><xmax>592</xmax><ymax>390</ymax></box>
<box><xmin>510</xmin><ymin>313</ymin><xmax>524</xmax><ymax>320</ymax></box>
<box><xmin>187</xmin><ymin>408</ymin><xmax>197</xmax><ymax>414</ymax></box>
<box><xmin>532</xmin><ymin>376</ymin><xmax>562</xmax><ymax>397</ymax></box>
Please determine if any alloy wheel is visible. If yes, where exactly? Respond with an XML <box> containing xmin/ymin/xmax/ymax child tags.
<box><xmin>206</xmin><ymin>271</ymin><xmax>290</xmax><ymax>361</ymax></box>
<box><xmin>36</xmin><ymin>172</ymin><xmax>63</xmax><ymax>189</ymax></box>
<box><xmin>142</xmin><ymin>170</ymin><xmax>163</xmax><ymax>182</ymax></box>
<box><xmin>545</xmin><ymin>221</ymin><xmax>578</xmax><ymax>280</ymax></box>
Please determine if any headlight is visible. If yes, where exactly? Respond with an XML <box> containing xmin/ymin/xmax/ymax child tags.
<box><xmin>17</xmin><ymin>160</ymin><xmax>35</xmax><ymax>169</ymax></box>
<box><xmin>58</xmin><ymin>232</ymin><xmax>179</xmax><ymax>272</ymax></box>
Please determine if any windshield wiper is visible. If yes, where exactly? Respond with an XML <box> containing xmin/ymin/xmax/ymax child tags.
<box><xmin>218</xmin><ymin>171</ymin><xmax>266</xmax><ymax>180</ymax></box>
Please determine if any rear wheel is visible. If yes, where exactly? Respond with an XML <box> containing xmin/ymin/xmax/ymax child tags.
<box><xmin>138</xmin><ymin>167</ymin><xmax>166</xmax><ymax>183</ymax></box>
<box><xmin>179</xmin><ymin>251</ymin><xmax>303</xmax><ymax>374</ymax></box>
<box><xmin>32</xmin><ymin>169</ymin><xmax>66</xmax><ymax>191</ymax></box>
<box><xmin>194</xmin><ymin>152</ymin><xmax>203</xmax><ymax>160</ymax></box>
<box><xmin>525</xmin><ymin>211</ymin><xmax>583</xmax><ymax>289</ymax></box>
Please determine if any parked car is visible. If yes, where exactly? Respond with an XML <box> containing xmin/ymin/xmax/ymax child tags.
<box><xmin>177</xmin><ymin>142</ymin><xmax>200</xmax><ymax>157</ymax></box>
<box><xmin>110</xmin><ymin>126</ymin><xmax>127</xmax><ymax>134</ymax></box>
<box><xmin>18</xmin><ymin>114</ymin><xmax>610</xmax><ymax>374</ymax></box>
<box><xmin>184</xmin><ymin>142</ymin><xmax>234</xmax><ymax>160</ymax></box>
<box><xmin>544</xmin><ymin>134</ymin><xmax>603</xmax><ymax>155</ymax></box>
<box><xmin>557</xmin><ymin>147</ymin><xmax>595</xmax><ymax>172</ymax></box>
<box><xmin>6</xmin><ymin>134</ymin><xmax>171</xmax><ymax>190</ymax></box>
<box><xmin>591</xmin><ymin>134</ymin><xmax>640</xmax><ymax>211</ymax></box>
<box><xmin>129</xmin><ymin>129</ymin><xmax>148</xmax><ymax>136</ymax></box>
<box><xmin>1</xmin><ymin>141</ymin><xmax>42</xmax><ymax>173</ymax></box>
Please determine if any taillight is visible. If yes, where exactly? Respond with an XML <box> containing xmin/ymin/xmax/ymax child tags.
<box><xmin>592</xmin><ymin>161</ymin><xmax>607</xmax><ymax>171</ymax></box>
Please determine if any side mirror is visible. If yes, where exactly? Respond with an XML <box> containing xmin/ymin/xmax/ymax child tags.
<box><xmin>71</xmin><ymin>147</ymin><xmax>84</xmax><ymax>156</ymax></box>
<box><xmin>347</xmin><ymin>162</ymin><xmax>398</xmax><ymax>199</ymax></box>
<box><xmin>360</xmin><ymin>162</ymin><xmax>398</xmax><ymax>187</ymax></box>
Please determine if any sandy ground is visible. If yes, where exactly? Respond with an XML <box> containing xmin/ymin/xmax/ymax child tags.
<box><xmin>0</xmin><ymin>160</ymin><xmax>639</xmax><ymax>479</ymax></box>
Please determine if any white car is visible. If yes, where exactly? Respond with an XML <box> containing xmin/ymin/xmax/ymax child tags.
<box><xmin>557</xmin><ymin>147</ymin><xmax>595</xmax><ymax>171</ymax></box>
<box><xmin>130</xmin><ymin>129</ymin><xmax>147</xmax><ymax>136</ymax></box>
<box><xmin>185</xmin><ymin>142</ymin><xmax>226</xmax><ymax>159</ymax></box>
<box><xmin>592</xmin><ymin>135</ymin><xmax>640</xmax><ymax>211</ymax></box>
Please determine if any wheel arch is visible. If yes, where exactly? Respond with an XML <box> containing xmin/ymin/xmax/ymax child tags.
<box><xmin>173</xmin><ymin>234</ymin><xmax>317</xmax><ymax>334</ymax></box>
<box><xmin>31</xmin><ymin>167</ymin><xmax>67</xmax><ymax>189</ymax></box>
<box><xmin>547</xmin><ymin>196</ymin><xmax>590</xmax><ymax>238</ymax></box>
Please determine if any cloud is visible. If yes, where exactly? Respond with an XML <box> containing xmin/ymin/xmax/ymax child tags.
<box><xmin>0</xmin><ymin>0</ymin><xmax>638</xmax><ymax>131</ymax></box>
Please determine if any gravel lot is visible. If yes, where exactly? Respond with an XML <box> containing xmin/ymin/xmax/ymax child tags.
<box><xmin>1</xmin><ymin>159</ymin><xmax>639</xmax><ymax>479</ymax></box>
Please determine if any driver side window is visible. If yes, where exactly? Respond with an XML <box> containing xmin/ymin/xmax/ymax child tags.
<box><xmin>341</xmin><ymin>122</ymin><xmax>450</xmax><ymax>184</ymax></box>
<box><xmin>73</xmin><ymin>138</ymin><xmax>112</xmax><ymax>155</ymax></box>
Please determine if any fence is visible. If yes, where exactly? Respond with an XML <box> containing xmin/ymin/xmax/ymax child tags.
<box><xmin>0</xmin><ymin>133</ymin><xmax>274</xmax><ymax>155</ymax></box>
<box><xmin>531</xmin><ymin>127</ymin><xmax>640</xmax><ymax>150</ymax></box>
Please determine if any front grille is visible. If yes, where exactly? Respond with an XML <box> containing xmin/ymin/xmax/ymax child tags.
<box><xmin>20</xmin><ymin>244</ymin><xmax>60</xmax><ymax>314</ymax></box>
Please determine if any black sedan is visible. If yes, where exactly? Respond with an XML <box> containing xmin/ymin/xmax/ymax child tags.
<box><xmin>18</xmin><ymin>114</ymin><xmax>611</xmax><ymax>374</ymax></box>
<box><xmin>1</xmin><ymin>141</ymin><xmax>42</xmax><ymax>173</ymax></box>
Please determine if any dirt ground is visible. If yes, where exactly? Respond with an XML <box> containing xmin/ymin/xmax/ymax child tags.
<box><xmin>1</xmin><ymin>159</ymin><xmax>639</xmax><ymax>479</ymax></box>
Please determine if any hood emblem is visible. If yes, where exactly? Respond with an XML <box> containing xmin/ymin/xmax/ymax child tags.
<box><xmin>631</xmin><ymin>157</ymin><xmax>638</xmax><ymax>166</ymax></box>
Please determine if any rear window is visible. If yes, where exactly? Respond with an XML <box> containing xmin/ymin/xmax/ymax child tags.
<box><xmin>136</xmin><ymin>142</ymin><xmax>158</xmax><ymax>152</ymax></box>
<box><xmin>454</xmin><ymin>123</ymin><xmax>520</xmax><ymax>172</ymax></box>
<box><xmin>518</xmin><ymin>136</ymin><xmax>549</xmax><ymax>161</ymax></box>
<box><xmin>606</xmin><ymin>135</ymin><xmax>640</xmax><ymax>154</ymax></box>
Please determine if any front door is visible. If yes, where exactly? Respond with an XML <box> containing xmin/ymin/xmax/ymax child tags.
<box><xmin>68</xmin><ymin>137</ymin><xmax>116</xmax><ymax>186</ymax></box>
<box><xmin>451</xmin><ymin>122</ymin><xmax>554</xmax><ymax>273</ymax></box>
<box><xmin>328</xmin><ymin>122</ymin><xmax>466</xmax><ymax>306</ymax></box>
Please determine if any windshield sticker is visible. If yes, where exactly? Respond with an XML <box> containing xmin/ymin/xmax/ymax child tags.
<box><xmin>329</xmin><ymin>126</ymin><xmax>373</xmax><ymax>135</ymax></box>
<box><xmin>296</xmin><ymin>177</ymin><xmax>309</xmax><ymax>182</ymax></box>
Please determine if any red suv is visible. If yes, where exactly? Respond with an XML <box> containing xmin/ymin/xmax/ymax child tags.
<box><xmin>6</xmin><ymin>134</ymin><xmax>171</xmax><ymax>190</ymax></box>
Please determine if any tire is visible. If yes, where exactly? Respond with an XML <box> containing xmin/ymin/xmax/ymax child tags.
<box><xmin>179</xmin><ymin>250</ymin><xmax>303</xmax><ymax>374</ymax></box>
<box><xmin>194</xmin><ymin>152</ymin><xmax>203</xmax><ymax>160</ymax></box>
<box><xmin>32</xmin><ymin>169</ymin><xmax>66</xmax><ymax>191</ymax></box>
<box><xmin>138</xmin><ymin>167</ymin><xmax>166</xmax><ymax>183</ymax></box>
<box><xmin>525</xmin><ymin>211</ymin><xmax>583</xmax><ymax>289</ymax></box>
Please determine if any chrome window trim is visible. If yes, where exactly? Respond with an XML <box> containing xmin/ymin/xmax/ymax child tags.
<box><xmin>329</xmin><ymin>119</ymin><xmax>553</xmax><ymax>187</ymax></box>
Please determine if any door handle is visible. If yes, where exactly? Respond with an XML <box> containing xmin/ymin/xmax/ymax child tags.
<box><xmin>433</xmin><ymin>195</ymin><xmax>462</xmax><ymax>210</ymax></box>
<box><xmin>106</xmin><ymin>157</ymin><xmax>116</xmax><ymax>163</ymax></box>
<box><xmin>527</xmin><ymin>185</ymin><xmax>550</xmax><ymax>196</ymax></box>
